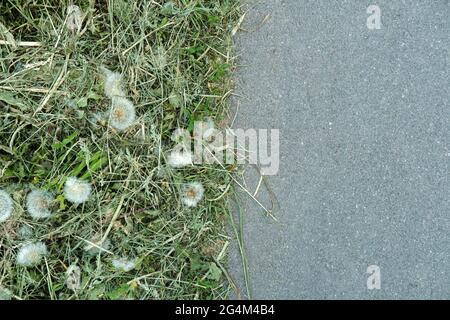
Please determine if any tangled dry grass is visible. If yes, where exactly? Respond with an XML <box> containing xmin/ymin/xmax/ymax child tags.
<box><xmin>0</xmin><ymin>0</ymin><xmax>240</xmax><ymax>299</ymax></box>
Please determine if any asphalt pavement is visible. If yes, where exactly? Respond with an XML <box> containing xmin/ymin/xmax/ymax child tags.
<box><xmin>229</xmin><ymin>0</ymin><xmax>449</xmax><ymax>299</ymax></box>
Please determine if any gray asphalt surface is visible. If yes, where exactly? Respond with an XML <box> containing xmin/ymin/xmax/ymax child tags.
<box><xmin>229</xmin><ymin>0</ymin><xmax>449</xmax><ymax>299</ymax></box>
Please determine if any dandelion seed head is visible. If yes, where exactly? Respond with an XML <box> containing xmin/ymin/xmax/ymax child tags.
<box><xmin>66</xmin><ymin>5</ymin><xmax>83</xmax><ymax>33</ymax></box>
<box><xmin>0</xmin><ymin>190</ymin><xmax>13</xmax><ymax>223</ymax></box>
<box><xmin>64</xmin><ymin>177</ymin><xmax>92</xmax><ymax>204</ymax></box>
<box><xmin>167</xmin><ymin>150</ymin><xmax>193</xmax><ymax>168</ymax></box>
<box><xmin>181</xmin><ymin>182</ymin><xmax>204</xmax><ymax>207</ymax></box>
<box><xmin>103</xmin><ymin>71</ymin><xmax>126</xmax><ymax>98</ymax></box>
<box><xmin>109</xmin><ymin>97</ymin><xmax>136</xmax><ymax>131</ymax></box>
<box><xmin>112</xmin><ymin>257</ymin><xmax>136</xmax><ymax>272</ymax></box>
<box><xmin>26</xmin><ymin>190</ymin><xmax>54</xmax><ymax>220</ymax></box>
<box><xmin>66</xmin><ymin>265</ymin><xmax>81</xmax><ymax>291</ymax></box>
<box><xmin>16</xmin><ymin>242</ymin><xmax>47</xmax><ymax>267</ymax></box>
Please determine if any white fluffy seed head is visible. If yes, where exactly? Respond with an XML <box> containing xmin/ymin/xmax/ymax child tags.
<box><xmin>66</xmin><ymin>5</ymin><xmax>83</xmax><ymax>33</ymax></box>
<box><xmin>64</xmin><ymin>177</ymin><xmax>92</xmax><ymax>204</ymax></box>
<box><xmin>181</xmin><ymin>182</ymin><xmax>204</xmax><ymax>208</ymax></box>
<box><xmin>103</xmin><ymin>70</ymin><xmax>126</xmax><ymax>98</ymax></box>
<box><xmin>109</xmin><ymin>97</ymin><xmax>136</xmax><ymax>131</ymax></box>
<box><xmin>112</xmin><ymin>257</ymin><xmax>136</xmax><ymax>272</ymax></box>
<box><xmin>0</xmin><ymin>189</ymin><xmax>13</xmax><ymax>223</ymax></box>
<box><xmin>16</xmin><ymin>242</ymin><xmax>47</xmax><ymax>267</ymax></box>
<box><xmin>167</xmin><ymin>150</ymin><xmax>193</xmax><ymax>168</ymax></box>
<box><xmin>66</xmin><ymin>265</ymin><xmax>81</xmax><ymax>291</ymax></box>
<box><xmin>26</xmin><ymin>190</ymin><xmax>54</xmax><ymax>220</ymax></box>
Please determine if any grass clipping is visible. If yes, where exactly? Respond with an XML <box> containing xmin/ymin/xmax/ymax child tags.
<box><xmin>0</xmin><ymin>0</ymin><xmax>239</xmax><ymax>300</ymax></box>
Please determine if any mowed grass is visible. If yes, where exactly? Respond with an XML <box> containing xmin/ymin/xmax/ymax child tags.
<box><xmin>0</xmin><ymin>0</ymin><xmax>240</xmax><ymax>299</ymax></box>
